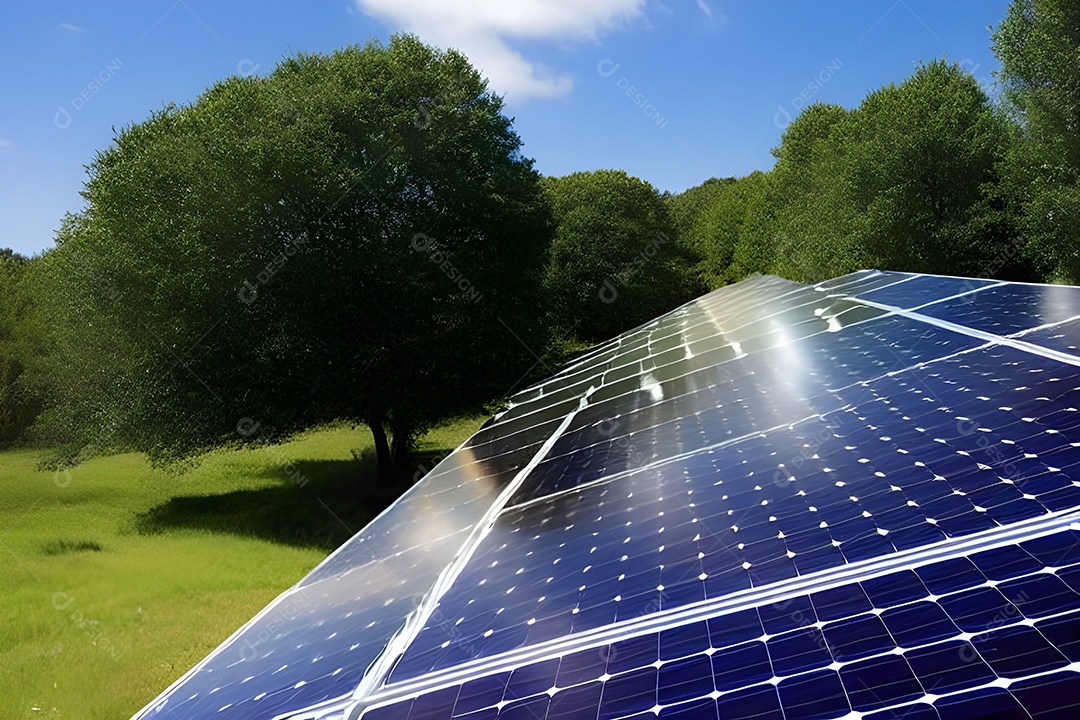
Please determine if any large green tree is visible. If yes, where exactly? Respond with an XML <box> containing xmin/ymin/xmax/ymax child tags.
<box><xmin>842</xmin><ymin>60</ymin><xmax>1016</xmax><ymax>277</ymax></box>
<box><xmin>993</xmin><ymin>0</ymin><xmax>1080</xmax><ymax>281</ymax></box>
<box><xmin>34</xmin><ymin>36</ymin><xmax>551</xmax><ymax>484</ymax></box>
<box><xmin>542</xmin><ymin>170</ymin><xmax>700</xmax><ymax>343</ymax></box>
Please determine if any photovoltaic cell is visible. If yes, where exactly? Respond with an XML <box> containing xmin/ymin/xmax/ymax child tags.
<box><xmin>132</xmin><ymin>271</ymin><xmax>1080</xmax><ymax>720</ymax></box>
<box><xmin>917</xmin><ymin>282</ymin><xmax>1080</xmax><ymax>335</ymax></box>
<box><xmin>854</xmin><ymin>272</ymin><xmax>995</xmax><ymax>309</ymax></box>
<box><xmin>389</xmin><ymin>346</ymin><xmax>1080</xmax><ymax>679</ymax></box>
<box><xmin>357</xmin><ymin>528</ymin><xmax>1080</xmax><ymax>719</ymax></box>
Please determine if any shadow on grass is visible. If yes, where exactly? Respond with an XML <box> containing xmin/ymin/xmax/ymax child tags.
<box><xmin>41</xmin><ymin>539</ymin><xmax>103</xmax><ymax>555</ymax></box>
<box><xmin>134</xmin><ymin>450</ymin><xmax>452</xmax><ymax>552</ymax></box>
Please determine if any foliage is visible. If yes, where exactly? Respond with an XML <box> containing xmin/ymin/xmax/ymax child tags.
<box><xmin>14</xmin><ymin>0</ymin><xmax>1080</xmax><ymax>482</ymax></box>
<box><xmin>841</xmin><ymin>60</ymin><xmax>1016</xmax><ymax>277</ymax></box>
<box><xmin>0</xmin><ymin>250</ymin><xmax>39</xmax><ymax>443</ymax></box>
<box><xmin>666</xmin><ymin>177</ymin><xmax>737</xmax><ymax>250</ymax></box>
<box><xmin>542</xmin><ymin>169</ymin><xmax>701</xmax><ymax>343</ymax></box>
<box><xmin>993</xmin><ymin>0</ymin><xmax>1080</xmax><ymax>281</ymax></box>
<box><xmin>680</xmin><ymin>61</ymin><xmax>1026</xmax><ymax>287</ymax></box>
<box><xmin>729</xmin><ymin>102</ymin><xmax>859</xmax><ymax>283</ymax></box>
<box><xmin>675</xmin><ymin>172</ymin><xmax>769</xmax><ymax>288</ymax></box>
<box><xmin>31</xmin><ymin>36</ymin><xmax>550</xmax><ymax>484</ymax></box>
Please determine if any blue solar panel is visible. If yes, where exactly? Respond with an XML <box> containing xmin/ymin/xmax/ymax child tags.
<box><xmin>389</xmin><ymin>348</ymin><xmax>1080</xmax><ymax>680</ymax></box>
<box><xmin>855</xmin><ymin>272</ymin><xmax>996</xmax><ymax>308</ymax></box>
<box><xmin>356</xmin><ymin>528</ymin><xmax>1080</xmax><ymax>719</ymax></box>
<box><xmin>132</xmin><ymin>271</ymin><xmax>1080</xmax><ymax>720</ymax></box>
<box><xmin>354</xmin><ymin>544</ymin><xmax>1080</xmax><ymax>716</ymax></box>
<box><xmin>917</xmin><ymin>282</ymin><xmax>1080</xmax><ymax>335</ymax></box>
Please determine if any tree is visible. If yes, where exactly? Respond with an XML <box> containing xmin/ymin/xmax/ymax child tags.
<box><xmin>542</xmin><ymin>170</ymin><xmax>700</xmax><ymax>343</ymax></box>
<box><xmin>993</xmin><ymin>0</ymin><xmax>1080</xmax><ymax>281</ymax></box>
<box><xmin>842</xmin><ymin>60</ymin><xmax>1016</xmax><ymax>277</ymax></box>
<box><xmin>729</xmin><ymin>103</ymin><xmax>859</xmax><ymax>283</ymax></box>
<box><xmin>0</xmin><ymin>250</ymin><xmax>38</xmax><ymax>443</ymax></box>
<box><xmin>34</xmin><ymin>36</ymin><xmax>551</xmax><ymax>485</ymax></box>
<box><xmin>672</xmin><ymin>173</ymin><xmax>769</xmax><ymax>288</ymax></box>
<box><xmin>726</xmin><ymin>64</ymin><xmax>1018</xmax><ymax>284</ymax></box>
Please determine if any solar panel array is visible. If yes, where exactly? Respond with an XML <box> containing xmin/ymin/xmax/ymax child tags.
<box><xmin>132</xmin><ymin>270</ymin><xmax>1080</xmax><ymax>720</ymax></box>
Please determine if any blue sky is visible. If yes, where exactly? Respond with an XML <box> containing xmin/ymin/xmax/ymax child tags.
<box><xmin>1</xmin><ymin>0</ymin><xmax>1010</xmax><ymax>257</ymax></box>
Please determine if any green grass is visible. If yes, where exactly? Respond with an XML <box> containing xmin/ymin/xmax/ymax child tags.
<box><xmin>0</xmin><ymin>416</ymin><xmax>485</xmax><ymax>719</ymax></box>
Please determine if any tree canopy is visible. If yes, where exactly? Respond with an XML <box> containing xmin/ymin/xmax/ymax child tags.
<box><xmin>0</xmin><ymin>250</ymin><xmax>37</xmax><ymax>443</ymax></box>
<box><xmin>678</xmin><ymin>60</ymin><xmax>1025</xmax><ymax>288</ymax></box>
<box><xmin>32</xmin><ymin>35</ymin><xmax>551</xmax><ymax>483</ymax></box>
<box><xmin>993</xmin><ymin>0</ymin><xmax>1080</xmax><ymax>281</ymax></box>
<box><xmin>542</xmin><ymin>170</ymin><xmax>700</xmax><ymax>343</ymax></box>
<box><xmin>843</xmin><ymin>60</ymin><xmax>1014</xmax><ymax>277</ymax></box>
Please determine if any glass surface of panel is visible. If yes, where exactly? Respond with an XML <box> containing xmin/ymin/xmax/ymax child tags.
<box><xmin>132</xmin><ymin>272</ymin><xmax>1080</xmax><ymax>720</ymax></box>
<box><xmin>359</xmin><ymin>530</ymin><xmax>1080</xmax><ymax>719</ymax></box>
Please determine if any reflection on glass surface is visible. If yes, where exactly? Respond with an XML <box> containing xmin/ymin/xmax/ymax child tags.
<box><xmin>132</xmin><ymin>271</ymin><xmax>1080</xmax><ymax>720</ymax></box>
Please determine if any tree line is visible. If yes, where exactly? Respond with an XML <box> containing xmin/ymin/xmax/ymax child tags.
<box><xmin>671</xmin><ymin>0</ymin><xmax>1079</xmax><ymax>289</ymax></box>
<box><xmin>0</xmin><ymin>0</ymin><xmax>1075</xmax><ymax>485</ymax></box>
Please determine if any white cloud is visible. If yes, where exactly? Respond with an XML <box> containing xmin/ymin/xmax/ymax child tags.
<box><xmin>59</xmin><ymin>22</ymin><xmax>87</xmax><ymax>32</ymax></box>
<box><xmin>0</xmin><ymin>140</ymin><xmax>12</xmax><ymax>150</ymax></box>
<box><xmin>354</xmin><ymin>0</ymin><xmax>645</xmax><ymax>102</ymax></box>
<box><xmin>695</xmin><ymin>1</ymin><xmax>726</xmax><ymax>26</ymax></box>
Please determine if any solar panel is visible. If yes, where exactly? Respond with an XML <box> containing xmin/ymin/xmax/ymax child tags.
<box><xmin>131</xmin><ymin>271</ymin><xmax>1080</xmax><ymax>720</ymax></box>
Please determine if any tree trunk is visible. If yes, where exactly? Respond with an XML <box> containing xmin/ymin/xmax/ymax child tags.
<box><xmin>368</xmin><ymin>416</ymin><xmax>395</xmax><ymax>487</ymax></box>
<box><xmin>390</xmin><ymin>423</ymin><xmax>413</xmax><ymax>481</ymax></box>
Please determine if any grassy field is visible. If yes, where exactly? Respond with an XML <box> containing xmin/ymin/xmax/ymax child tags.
<box><xmin>0</xmin><ymin>417</ymin><xmax>484</xmax><ymax>720</ymax></box>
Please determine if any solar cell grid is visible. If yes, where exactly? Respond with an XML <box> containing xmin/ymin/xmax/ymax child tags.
<box><xmin>1023</xmin><ymin>317</ymin><xmax>1080</xmax><ymax>359</ymax></box>
<box><xmin>918</xmin><ymin>282</ymin><xmax>1080</xmax><ymax>335</ymax></box>
<box><xmin>391</xmin><ymin>353</ymin><xmax>1080</xmax><ymax>680</ymax></box>
<box><xmin>360</xmin><ymin>526</ymin><xmax>1080</xmax><ymax>719</ymax></box>
<box><xmin>131</xmin><ymin>271</ymin><xmax>1080</xmax><ymax>720</ymax></box>
<box><xmin>854</xmin><ymin>273</ymin><xmax>996</xmax><ymax>309</ymax></box>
